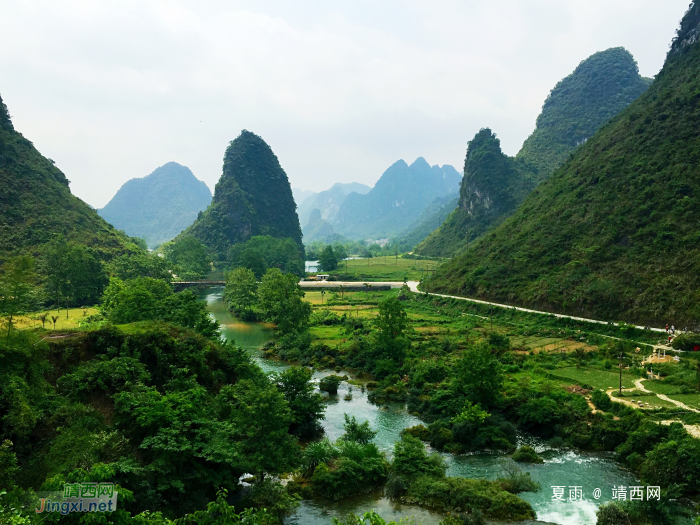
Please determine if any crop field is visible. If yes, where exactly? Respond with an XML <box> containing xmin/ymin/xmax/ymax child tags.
<box><xmin>8</xmin><ymin>307</ymin><xmax>100</xmax><ymax>331</ymax></box>
<box><xmin>545</xmin><ymin>367</ymin><xmax>637</xmax><ymax>390</ymax></box>
<box><xmin>313</xmin><ymin>255</ymin><xmax>441</xmax><ymax>282</ymax></box>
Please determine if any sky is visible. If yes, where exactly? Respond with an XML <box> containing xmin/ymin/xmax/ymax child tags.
<box><xmin>0</xmin><ymin>0</ymin><xmax>691</xmax><ymax>208</ymax></box>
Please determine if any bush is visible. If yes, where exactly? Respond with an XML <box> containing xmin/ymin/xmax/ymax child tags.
<box><xmin>496</xmin><ymin>464</ymin><xmax>540</xmax><ymax>493</ymax></box>
<box><xmin>391</xmin><ymin>435</ymin><xmax>447</xmax><ymax>480</ymax></box>
<box><xmin>311</xmin><ymin>451</ymin><xmax>388</xmax><ymax>500</ymax></box>
<box><xmin>511</xmin><ymin>445</ymin><xmax>543</xmax><ymax>464</ymax></box>
<box><xmin>404</xmin><ymin>476</ymin><xmax>535</xmax><ymax>521</ymax></box>
<box><xmin>319</xmin><ymin>375</ymin><xmax>343</xmax><ymax>394</ymax></box>
<box><xmin>591</xmin><ymin>389</ymin><xmax>613</xmax><ymax>412</ymax></box>
<box><xmin>596</xmin><ymin>501</ymin><xmax>630</xmax><ymax>525</ymax></box>
<box><xmin>671</xmin><ymin>332</ymin><xmax>700</xmax><ymax>351</ymax></box>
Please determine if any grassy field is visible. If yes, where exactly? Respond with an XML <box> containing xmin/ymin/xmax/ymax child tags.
<box><xmin>310</xmin><ymin>256</ymin><xmax>441</xmax><ymax>282</ymax></box>
<box><xmin>530</xmin><ymin>367</ymin><xmax>638</xmax><ymax>390</ymax></box>
<box><xmin>8</xmin><ymin>307</ymin><xmax>100</xmax><ymax>331</ymax></box>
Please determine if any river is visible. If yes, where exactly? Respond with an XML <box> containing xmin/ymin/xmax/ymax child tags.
<box><xmin>203</xmin><ymin>288</ymin><xmax>642</xmax><ymax>525</ymax></box>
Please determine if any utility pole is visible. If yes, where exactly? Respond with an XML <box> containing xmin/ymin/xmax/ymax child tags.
<box><xmin>618</xmin><ymin>352</ymin><xmax>624</xmax><ymax>395</ymax></box>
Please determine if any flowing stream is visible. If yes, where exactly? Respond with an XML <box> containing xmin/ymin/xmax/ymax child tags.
<box><xmin>203</xmin><ymin>288</ymin><xmax>642</xmax><ymax>525</ymax></box>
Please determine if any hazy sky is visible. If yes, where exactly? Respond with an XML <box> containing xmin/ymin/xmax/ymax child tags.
<box><xmin>0</xmin><ymin>0</ymin><xmax>691</xmax><ymax>207</ymax></box>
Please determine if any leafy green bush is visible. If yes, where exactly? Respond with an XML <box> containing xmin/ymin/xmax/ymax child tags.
<box><xmin>671</xmin><ymin>333</ymin><xmax>700</xmax><ymax>351</ymax></box>
<box><xmin>591</xmin><ymin>389</ymin><xmax>614</xmax><ymax>412</ymax></box>
<box><xmin>511</xmin><ymin>445</ymin><xmax>543</xmax><ymax>463</ymax></box>
<box><xmin>311</xmin><ymin>446</ymin><xmax>388</xmax><ymax>500</ymax></box>
<box><xmin>319</xmin><ymin>375</ymin><xmax>343</xmax><ymax>395</ymax></box>
<box><xmin>404</xmin><ymin>476</ymin><xmax>535</xmax><ymax>520</ymax></box>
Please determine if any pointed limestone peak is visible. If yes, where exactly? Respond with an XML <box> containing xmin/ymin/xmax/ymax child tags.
<box><xmin>0</xmin><ymin>93</ymin><xmax>14</xmax><ymax>132</ymax></box>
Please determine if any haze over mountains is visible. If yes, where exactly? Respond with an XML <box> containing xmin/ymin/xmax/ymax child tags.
<box><xmin>414</xmin><ymin>47</ymin><xmax>653</xmax><ymax>257</ymax></box>
<box><xmin>179</xmin><ymin>130</ymin><xmax>303</xmax><ymax>261</ymax></box>
<box><xmin>0</xmin><ymin>93</ymin><xmax>139</xmax><ymax>259</ymax></box>
<box><xmin>430</xmin><ymin>3</ymin><xmax>700</xmax><ymax>325</ymax></box>
<box><xmin>98</xmin><ymin>162</ymin><xmax>212</xmax><ymax>249</ymax></box>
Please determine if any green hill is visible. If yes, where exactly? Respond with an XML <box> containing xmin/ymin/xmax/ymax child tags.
<box><xmin>518</xmin><ymin>47</ymin><xmax>652</xmax><ymax>182</ymax></box>
<box><xmin>99</xmin><ymin>162</ymin><xmax>212</xmax><ymax>248</ymax></box>
<box><xmin>180</xmin><ymin>130</ymin><xmax>303</xmax><ymax>261</ymax></box>
<box><xmin>415</xmin><ymin>130</ymin><xmax>533</xmax><ymax>257</ymax></box>
<box><xmin>428</xmin><ymin>2</ymin><xmax>700</xmax><ymax>326</ymax></box>
<box><xmin>302</xmin><ymin>208</ymin><xmax>335</xmax><ymax>243</ymax></box>
<box><xmin>415</xmin><ymin>47</ymin><xmax>651</xmax><ymax>257</ymax></box>
<box><xmin>0</xmin><ymin>93</ymin><xmax>139</xmax><ymax>260</ymax></box>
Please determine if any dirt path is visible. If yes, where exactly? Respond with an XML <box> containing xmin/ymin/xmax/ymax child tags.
<box><xmin>634</xmin><ymin>378</ymin><xmax>700</xmax><ymax>413</ymax></box>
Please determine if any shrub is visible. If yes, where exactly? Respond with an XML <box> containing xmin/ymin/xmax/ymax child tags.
<box><xmin>596</xmin><ymin>502</ymin><xmax>631</xmax><ymax>525</ymax></box>
<box><xmin>511</xmin><ymin>445</ymin><xmax>543</xmax><ymax>464</ymax></box>
<box><xmin>404</xmin><ymin>476</ymin><xmax>535</xmax><ymax>520</ymax></box>
<box><xmin>670</xmin><ymin>332</ymin><xmax>700</xmax><ymax>351</ymax></box>
<box><xmin>591</xmin><ymin>389</ymin><xmax>613</xmax><ymax>412</ymax></box>
<box><xmin>319</xmin><ymin>375</ymin><xmax>342</xmax><ymax>394</ymax></box>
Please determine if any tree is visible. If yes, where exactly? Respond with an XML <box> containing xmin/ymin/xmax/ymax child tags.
<box><xmin>454</xmin><ymin>343</ymin><xmax>503</xmax><ymax>409</ymax></box>
<box><xmin>224</xmin><ymin>268</ymin><xmax>258</xmax><ymax>318</ymax></box>
<box><xmin>257</xmin><ymin>268</ymin><xmax>311</xmax><ymax>334</ymax></box>
<box><xmin>574</xmin><ymin>347</ymin><xmax>586</xmax><ymax>368</ymax></box>
<box><xmin>106</xmin><ymin>252</ymin><xmax>172</xmax><ymax>282</ymax></box>
<box><xmin>333</xmin><ymin>244</ymin><xmax>348</xmax><ymax>261</ymax></box>
<box><xmin>42</xmin><ymin>238</ymin><xmax>107</xmax><ymax>314</ymax></box>
<box><xmin>340</xmin><ymin>414</ymin><xmax>377</xmax><ymax>445</ymax></box>
<box><xmin>373</xmin><ymin>296</ymin><xmax>409</xmax><ymax>364</ymax></box>
<box><xmin>0</xmin><ymin>256</ymin><xmax>37</xmax><ymax>336</ymax></box>
<box><xmin>222</xmin><ymin>379</ymin><xmax>300</xmax><ymax>480</ymax></box>
<box><xmin>164</xmin><ymin>236</ymin><xmax>210</xmax><ymax>280</ymax></box>
<box><xmin>273</xmin><ymin>367</ymin><xmax>325</xmax><ymax>438</ymax></box>
<box><xmin>228</xmin><ymin>235</ymin><xmax>305</xmax><ymax>278</ymax></box>
<box><xmin>101</xmin><ymin>277</ymin><xmax>220</xmax><ymax>338</ymax></box>
<box><xmin>318</xmin><ymin>245</ymin><xmax>338</xmax><ymax>272</ymax></box>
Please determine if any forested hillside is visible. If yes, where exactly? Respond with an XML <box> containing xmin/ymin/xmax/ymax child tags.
<box><xmin>0</xmin><ymin>93</ymin><xmax>140</xmax><ymax>260</ymax></box>
<box><xmin>333</xmin><ymin>158</ymin><xmax>460</xmax><ymax>240</ymax></box>
<box><xmin>99</xmin><ymin>162</ymin><xmax>212</xmax><ymax>248</ymax></box>
<box><xmin>415</xmin><ymin>47</ymin><xmax>651</xmax><ymax>257</ymax></box>
<box><xmin>429</xmin><ymin>2</ymin><xmax>700</xmax><ymax>326</ymax></box>
<box><xmin>179</xmin><ymin>130</ymin><xmax>303</xmax><ymax>261</ymax></box>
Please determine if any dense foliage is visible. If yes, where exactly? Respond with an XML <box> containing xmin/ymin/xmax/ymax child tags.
<box><xmin>180</xmin><ymin>130</ymin><xmax>303</xmax><ymax>261</ymax></box>
<box><xmin>0</xmin><ymin>322</ymin><xmax>314</xmax><ymax>521</ymax></box>
<box><xmin>416</xmin><ymin>47</ymin><xmax>650</xmax><ymax>257</ymax></box>
<box><xmin>0</xmin><ymin>93</ymin><xmax>142</xmax><ymax>260</ymax></box>
<box><xmin>98</xmin><ymin>162</ymin><xmax>212</xmax><ymax>249</ymax></box>
<box><xmin>162</xmin><ymin>236</ymin><xmax>210</xmax><ymax>280</ymax></box>
<box><xmin>102</xmin><ymin>277</ymin><xmax>220</xmax><ymax>339</ymax></box>
<box><xmin>228</xmin><ymin>235</ymin><xmax>304</xmax><ymax>278</ymax></box>
<box><xmin>429</xmin><ymin>21</ymin><xmax>700</xmax><ymax>326</ymax></box>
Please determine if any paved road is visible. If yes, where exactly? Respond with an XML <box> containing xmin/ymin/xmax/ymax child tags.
<box><xmin>405</xmin><ymin>281</ymin><xmax>669</xmax><ymax>334</ymax></box>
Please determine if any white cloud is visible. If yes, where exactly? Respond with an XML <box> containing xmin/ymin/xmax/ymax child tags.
<box><xmin>0</xmin><ymin>0</ymin><xmax>690</xmax><ymax>207</ymax></box>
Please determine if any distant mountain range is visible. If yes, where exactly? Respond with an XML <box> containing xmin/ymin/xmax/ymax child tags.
<box><xmin>414</xmin><ymin>47</ymin><xmax>652</xmax><ymax>257</ymax></box>
<box><xmin>0</xmin><ymin>93</ymin><xmax>139</xmax><ymax>259</ymax></box>
<box><xmin>179</xmin><ymin>130</ymin><xmax>303</xmax><ymax>261</ymax></box>
<box><xmin>331</xmin><ymin>158</ymin><xmax>460</xmax><ymax>240</ymax></box>
<box><xmin>99</xmin><ymin>162</ymin><xmax>212</xmax><ymax>248</ymax></box>
<box><xmin>429</xmin><ymin>5</ymin><xmax>700</xmax><ymax>325</ymax></box>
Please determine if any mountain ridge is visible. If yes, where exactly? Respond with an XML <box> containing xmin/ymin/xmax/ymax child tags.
<box><xmin>428</xmin><ymin>3</ymin><xmax>700</xmax><ymax>325</ymax></box>
<box><xmin>99</xmin><ymin>162</ymin><xmax>212</xmax><ymax>248</ymax></box>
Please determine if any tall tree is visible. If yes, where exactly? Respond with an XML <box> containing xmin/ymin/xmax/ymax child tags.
<box><xmin>224</xmin><ymin>267</ymin><xmax>258</xmax><ymax>318</ymax></box>
<box><xmin>164</xmin><ymin>236</ymin><xmax>210</xmax><ymax>280</ymax></box>
<box><xmin>318</xmin><ymin>245</ymin><xmax>339</xmax><ymax>272</ymax></box>
<box><xmin>373</xmin><ymin>296</ymin><xmax>410</xmax><ymax>364</ymax></box>
<box><xmin>273</xmin><ymin>367</ymin><xmax>325</xmax><ymax>438</ymax></box>
<box><xmin>257</xmin><ymin>268</ymin><xmax>311</xmax><ymax>334</ymax></box>
<box><xmin>454</xmin><ymin>344</ymin><xmax>503</xmax><ymax>409</ymax></box>
<box><xmin>0</xmin><ymin>256</ymin><xmax>37</xmax><ymax>336</ymax></box>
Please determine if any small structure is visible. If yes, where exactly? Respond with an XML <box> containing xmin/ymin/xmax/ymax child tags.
<box><xmin>316</xmin><ymin>274</ymin><xmax>329</xmax><ymax>281</ymax></box>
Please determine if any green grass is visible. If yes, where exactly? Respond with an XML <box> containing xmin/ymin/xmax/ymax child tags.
<box><xmin>666</xmin><ymin>394</ymin><xmax>700</xmax><ymax>409</ymax></box>
<box><xmin>312</xmin><ymin>256</ymin><xmax>440</xmax><ymax>282</ymax></box>
<box><xmin>547</xmin><ymin>367</ymin><xmax>637</xmax><ymax>390</ymax></box>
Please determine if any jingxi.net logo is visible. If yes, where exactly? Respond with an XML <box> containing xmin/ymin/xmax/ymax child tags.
<box><xmin>35</xmin><ymin>483</ymin><xmax>118</xmax><ymax>515</ymax></box>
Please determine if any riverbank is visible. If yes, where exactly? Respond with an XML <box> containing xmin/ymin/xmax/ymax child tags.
<box><xmin>202</xmin><ymin>287</ymin><xmax>655</xmax><ymax>525</ymax></box>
